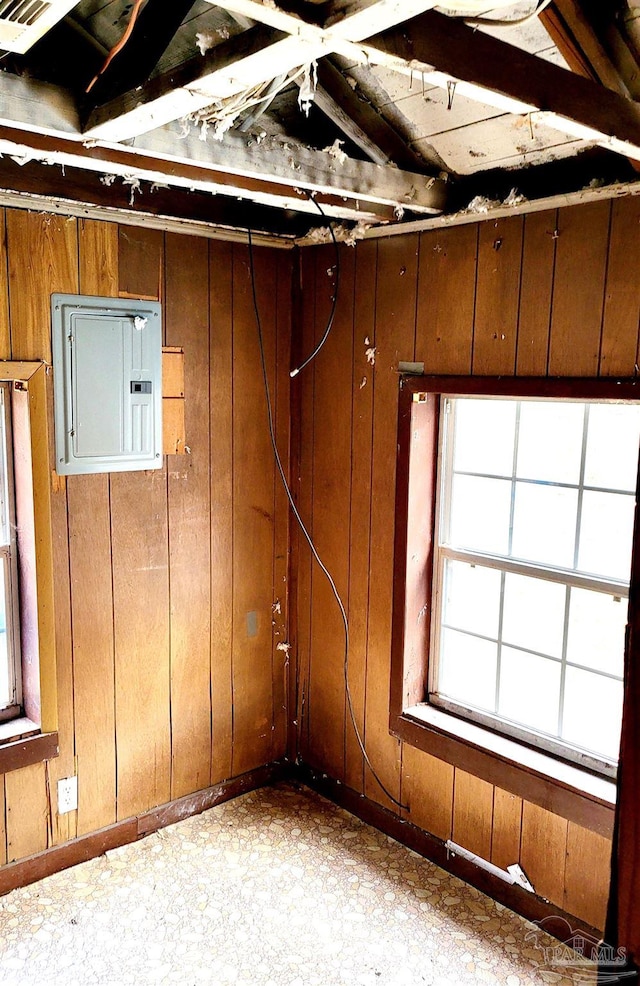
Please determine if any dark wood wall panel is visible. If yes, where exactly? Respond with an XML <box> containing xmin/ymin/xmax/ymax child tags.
<box><xmin>165</xmin><ymin>232</ymin><xmax>212</xmax><ymax>799</ymax></box>
<box><xmin>308</xmin><ymin>245</ymin><xmax>353</xmax><ymax>781</ymax></box>
<box><xmin>366</xmin><ymin>234</ymin><xmax>419</xmax><ymax>811</ymax></box>
<box><xmin>209</xmin><ymin>240</ymin><xmax>234</xmax><ymax>785</ymax></box>
<box><xmin>231</xmin><ymin>245</ymin><xmax>280</xmax><ymax>777</ymax></box>
<box><xmin>297</xmin><ymin>199</ymin><xmax>635</xmax><ymax>931</ymax></box>
<box><xmin>0</xmin><ymin>210</ymin><xmax>290</xmax><ymax>872</ymax></box>
<box><xmin>345</xmin><ymin>240</ymin><xmax>377</xmax><ymax>793</ymax></box>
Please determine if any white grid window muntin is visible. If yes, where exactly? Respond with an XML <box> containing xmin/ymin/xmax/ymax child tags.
<box><xmin>430</xmin><ymin>395</ymin><xmax>640</xmax><ymax>777</ymax></box>
<box><xmin>0</xmin><ymin>383</ymin><xmax>21</xmax><ymax>721</ymax></box>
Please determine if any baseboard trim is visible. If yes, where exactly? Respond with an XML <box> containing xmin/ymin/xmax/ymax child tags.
<box><xmin>0</xmin><ymin>760</ymin><xmax>288</xmax><ymax>897</ymax></box>
<box><xmin>294</xmin><ymin>762</ymin><xmax>604</xmax><ymax>955</ymax></box>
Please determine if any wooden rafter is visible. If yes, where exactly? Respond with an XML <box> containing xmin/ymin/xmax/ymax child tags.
<box><xmin>0</xmin><ymin>75</ymin><xmax>447</xmax><ymax>221</ymax></box>
<box><xmin>359</xmin><ymin>10</ymin><xmax>640</xmax><ymax>165</ymax></box>
<box><xmin>301</xmin><ymin>58</ymin><xmax>426</xmax><ymax>171</ymax></box>
<box><xmin>83</xmin><ymin>0</ymin><xmax>441</xmax><ymax>141</ymax></box>
<box><xmin>540</xmin><ymin>0</ymin><xmax>630</xmax><ymax>96</ymax></box>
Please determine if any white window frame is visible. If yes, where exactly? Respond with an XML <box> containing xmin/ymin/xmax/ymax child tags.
<box><xmin>428</xmin><ymin>394</ymin><xmax>635</xmax><ymax>779</ymax></box>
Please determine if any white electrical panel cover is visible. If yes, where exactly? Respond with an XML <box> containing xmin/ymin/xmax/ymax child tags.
<box><xmin>52</xmin><ymin>294</ymin><xmax>163</xmax><ymax>475</ymax></box>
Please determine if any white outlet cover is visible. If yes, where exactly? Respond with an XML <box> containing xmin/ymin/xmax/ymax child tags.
<box><xmin>57</xmin><ymin>776</ymin><xmax>78</xmax><ymax>814</ymax></box>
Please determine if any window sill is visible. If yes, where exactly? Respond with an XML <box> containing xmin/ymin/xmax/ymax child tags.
<box><xmin>0</xmin><ymin>719</ymin><xmax>58</xmax><ymax>774</ymax></box>
<box><xmin>391</xmin><ymin>705</ymin><xmax>616</xmax><ymax>838</ymax></box>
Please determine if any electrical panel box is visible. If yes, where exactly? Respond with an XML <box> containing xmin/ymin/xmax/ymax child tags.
<box><xmin>52</xmin><ymin>294</ymin><xmax>163</xmax><ymax>475</ymax></box>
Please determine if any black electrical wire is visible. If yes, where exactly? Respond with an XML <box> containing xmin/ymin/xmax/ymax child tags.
<box><xmin>289</xmin><ymin>198</ymin><xmax>340</xmax><ymax>378</ymax></box>
<box><xmin>247</xmin><ymin>226</ymin><xmax>408</xmax><ymax>813</ymax></box>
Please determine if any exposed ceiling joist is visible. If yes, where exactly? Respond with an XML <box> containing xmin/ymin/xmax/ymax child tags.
<box><xmin>540</xmin><ymin>0</ymin><xmax>630</xmax><ymax>96</ymax></box>
<box><xmin>84</xmin><ymin>0</ymin><xmax>440</xmax><ymax>142</ymax></box>
<box><xmin>0</xmin><ymin>76</ymin><xmax>446</xmax><ymax>221</ymax></box>
<box><xmin>359</xmin><ymin>10</ymin><xmax>640</xmax><ymax>165</ymax></box>
<box><xmin>302</xmin><ymin>58</ymin><xmax>427</xmax><ymax>170</ymax></box>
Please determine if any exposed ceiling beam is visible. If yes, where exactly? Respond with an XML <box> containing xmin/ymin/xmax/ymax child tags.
<box><xmin>0</xmin><ymin>157</ymin><xmax>307</xmax><ymax>239</ymax></box>
<box><xmin>359</xmin><ymin>10</ymin><xmax>640</xmax><ymax>165</ymax></box>
<box><xmin>539</xmin><ymin>0</ymin><xmax>630</xmax><ymax>96</ymax></box>
<box><xmin>298</xmin><ymin>58</ymin><xmax>426</xmax><ymax>171</ymax></box>
<box><xmin>0</xmin><ymin>75</ymin><xmax>446</xmax><ymax>221</ymax></box>
<box><xmin>83</xmin><ymin>0</ymin><xmax>440</xmax><ymax>142</ymax></box>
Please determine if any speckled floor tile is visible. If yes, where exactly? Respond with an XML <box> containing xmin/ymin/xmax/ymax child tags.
<box><xmin>0</xmin><ymin>783</ymin><xmax>595</xmax><ymax>986</ymax></box>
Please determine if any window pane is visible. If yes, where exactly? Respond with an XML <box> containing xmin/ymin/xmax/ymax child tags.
<box><xmin>516</xmin><ymin>400</ymin><xmax>584</xmax><ymax>485</ymax></box>
<box><xmin>566</xmin><ymin>587</ymin><xmax>627</xmax><ymax>677</ymax></box>
<box><xmin>499</xmin><ymin>646</ymin><xmax>561</xmax><ymax>735</ymax></box>
<box><xmin>584</xmin><ymin>404</ymin><xmax>640</xmax><ymax>493</ymax></box>
<box><xmin>452</xmin><ymin>398</ymin><xmax>517</xmax><ymax>477</ymax></box>
<box><xmin>578</xmin><ymin>490</ymin><xmax>635</xmax><ymax>582</ymax></box>
<box><xmin>562</xmin><ymin>667</ymin><xmax>622</xmax><ymax>761</ymax></box>
<box><xmin>448</xmin><ymin>475</ymin><xmax>511</xmax><ymax>554</ymax></box>
<box><xmin>441</xmin><ymin>560</ymin><xmax>501</xmax><ymax>639</ymax></box>
<box><xmin>511</xmin><ymin>482</ymin><xmax>578</xmax><ymax>569</ymax></box>
<box><xmin>0</xmin><ymin>560</ymin><xmax>9</xmax><ymax>709</ymax></box>
<box><xmin>502</xmin><ymin>572</ymin><xmax>566</xmax><ymax>658</ymax></box>
<box><xmin>439</xmin><ymin>628</ymin><xmax>497</xmax><ymax>713</ymax></box>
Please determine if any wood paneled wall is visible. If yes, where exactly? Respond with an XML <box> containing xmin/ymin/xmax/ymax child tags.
<box><xmin>0</xmin><ymin>211</ymin><xmax>290</xmax><ymax>863</ymax></box>
<box><xmin>294</xmin><ymin>198</ymin><xmax>640</xmax><ymax>932</ymax></box>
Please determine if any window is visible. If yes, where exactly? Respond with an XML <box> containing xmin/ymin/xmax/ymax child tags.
<box><xmin>0</xmin><ymin>361</ymin><xmax>58</xmax><ymax>774</ymax></box>
<box><xmin>0</xmin><ymin>383</ymin><xmax>21</xmax><ymax>723</ymax></box>
<box><xmin>431</xmin><ymin>395</ymin><xmax>639</xmax><ymax>778</ymax></box>
<box><xmin>390</xmin><ymin>376</ymin><xmax>640</xmax><ymax>823</ymax></box>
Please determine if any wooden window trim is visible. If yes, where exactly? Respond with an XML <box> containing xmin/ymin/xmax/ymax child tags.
<box><xmin>0</xmin><ymin>361</ymin><xmax>58</xmax><ymax>773</ymax></box>
<box><xmin>390</xmin><ymin>375</ymin><xmax>640</xmax><ymax>839</ymax></box>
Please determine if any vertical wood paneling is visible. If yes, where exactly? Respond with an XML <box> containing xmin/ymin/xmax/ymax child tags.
<box><xmin>416</xmin><ymin>224</ymin><xmax>476</xmax><ymax>373</ymax></box>
<box><xmin>6</xmin><ymin>212</ymin><xmax>77</xmax><ymax>362</ymax></box>
<box><xmin>564</xmin><ymin>822</ymin><xmax>612</xmax><ymax>930</ymax></box>
<box><xmin>5</xmin><ymin>763</ymin><xmax>48</xmax><ymax>861</ymax></box>
<box><xmin>71</xmin><ymin>220</ymin><xmax>119</xmax><ymax>836</ymax></box>
<box><xmin>345</xmin><ymin>240</ymin><xmax>377</xmax><ymax>793</ymax></box>
<box><xmin>300</xmin><ymin>200</ymin><xmax>629</xmax><ymax>930</ymax></box>
<box><xmin>308</xmin><ymin>245</ymin><xmax>354</xmax><ymax>780</ymax></box>
<box><xmin>112</xmin><ymin>227</ymin><xmax>170</xmax><ymax>819</ymax></box>
<box><xmin>0</xmin><ymin>210</ymin><xmax>11</xmax><ymax>359</ymax></box>
<box><xmin>78</xmin><ymin>219</ymin><xmax>119</xmax><ymax>296</ymax></box>
<box><xmin>7</xmin><ymin>212</ymin><xmax>78</xmax><ymax>847</ymax></box>
<box><xmin>111</xmin><ymin>468</ymin><xmax>171</xmax><ymax>818</ymax></box>
<box><xmin>271</xmin><ymin>251</ymin><xmax>292</xmax><ymax>762</ymax></box>
<box><xmin>600</xmin><ymin>197</ymin><xmax>640</xmax><ymax>376</ymax></box>
<box><xmin>452</xmin><ymin>769</ymin><xmax>494</xmax><ymax>859</ymax></box>
<box><xmin>165</xmin><ymin>233</ymin><xmax>212</xmax><ymax>799</ymax></box>
<box><xmin>491</xmin><ymin>788</ymin><xmax>522</xmax><ymax>870</ymax></box>
<box><xmin>0</xmin><ymin>209</ymin><xmax>293</xmax><ymax>880</ymax></box>
<box><xmin>294</xmin><ymin>249</ymin><xmax>316</xmax><ymax>765</ymax></box>
<box><xmin>520</xmin><ymin>802</ymin><xmax>568</xmax><ymax>906</ymax></box>
<box><xmin>516</xmin><ymin>210</ymin><xmax>556</xmax><ymax>376</ymax></box>
<box><xmin>472</xmin><ymin>216</ymin><xmax>523</xmax><ymax>375</ymax></box>
<box><xmin>68</xmin><ymin>474</ymin><xmax>116</xmax><ymax>835</ymax></box>
<box><xmin>118</xmin><ymin>226</ymin><xmax>163</xmax><ymax>302</ymax></box>
<box><xmin>209</xmin><ymin>239</ymin><xmax>234</xmax><ymax>785</ymax></box>
<box><xmin>366</xmin><ymin>234</ymin><xmax>419</xmax><ymax>810</ymax></box>
<box><xmin>549</xmin><ymin>200</ymin><xmax>610</xmax><ymax>376</ymax></box>
<box><xmin>231</xmin><ymin>245</ymin><xmax>276</xmax><ymax>776</ymax></box>
<box><xmin>0</xmin><ymin>777</ymin><xmax>6</xmax><ymax>865</ymax></box>
<box><xmin>402</xmin><ymin>745</ymin><xmax>454</xmax><ymax>841</ymax></box>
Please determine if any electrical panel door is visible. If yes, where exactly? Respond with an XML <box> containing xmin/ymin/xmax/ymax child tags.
<box><xmin>52</xmin><ymin>294</ymin><xmax>162</xmax><ymax>475</ymax></box>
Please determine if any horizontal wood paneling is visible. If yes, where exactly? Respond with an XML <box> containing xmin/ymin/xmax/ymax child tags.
<box><xmin>0</xmin><ymin>210</ymin><xmax>289</xmax><ymax>875</ymax></box>
<box><xmin>297</xmin><ymin>199</ymin><xmax>633</xmax><ymax>930</ymax></box>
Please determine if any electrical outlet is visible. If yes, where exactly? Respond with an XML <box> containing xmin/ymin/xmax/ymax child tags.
<box><xmin>57</xmin><ymin>776</ymin><xmax>78</xmax><ymax>814</ymax></box>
